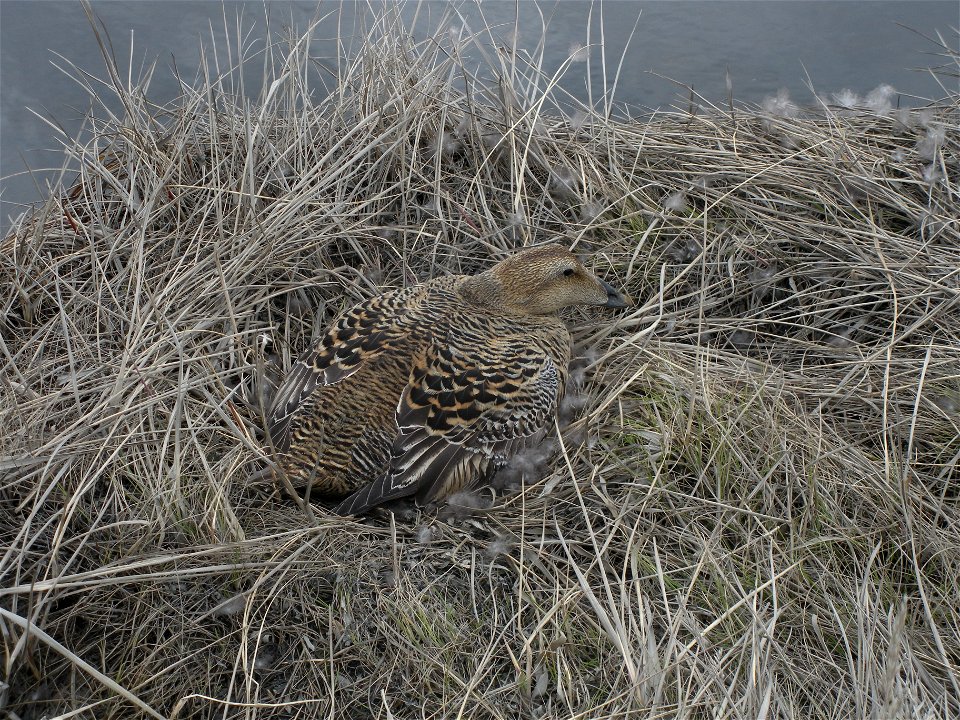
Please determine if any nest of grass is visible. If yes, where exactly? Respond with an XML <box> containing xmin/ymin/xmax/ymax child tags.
<box><xmin>2</xmin><ymin>7</ymin><xmax>958</xmax><ymax>719</ymax></box>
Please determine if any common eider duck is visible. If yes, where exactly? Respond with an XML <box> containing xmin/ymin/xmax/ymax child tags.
<box><xmin>267</xmin><ymin>244</ymin><xmax>631</xmax><ymax>516</ymax></box>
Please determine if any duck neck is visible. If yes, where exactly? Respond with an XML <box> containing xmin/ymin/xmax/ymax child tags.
<box><xmin>458</xmin><ymin>272</ymin><xmax>511</xmax><ymax>312</ymax></box>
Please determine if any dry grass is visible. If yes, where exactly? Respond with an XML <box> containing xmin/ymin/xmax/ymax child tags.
<box><xmin>2</xmin><ymin>6</ymin><xmax>959</xmax><ymax>719</ymax></box>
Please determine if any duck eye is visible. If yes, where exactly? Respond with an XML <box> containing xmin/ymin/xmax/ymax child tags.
<box><xmin>562</xmin><ymin>268</ymin><xmax>575</xmax><ymax>277</ymax></box>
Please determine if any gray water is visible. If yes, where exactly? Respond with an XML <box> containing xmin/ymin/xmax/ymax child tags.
<box><xmin>2</xmin><ymin>1</ymin><xmax>957</xmax><ymax>230</ymax></box>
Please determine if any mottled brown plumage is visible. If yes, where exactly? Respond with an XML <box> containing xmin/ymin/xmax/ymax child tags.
<box><xmin>267</xmin><ymin>244</ymin><xmax>631</xmax><ymax>515</ymax></box>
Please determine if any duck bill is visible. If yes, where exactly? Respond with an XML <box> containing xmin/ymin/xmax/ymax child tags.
<box><xmin>599</xmin><ymin>278</ymin><xmax>632</xmax><ymax>308</ymax></box>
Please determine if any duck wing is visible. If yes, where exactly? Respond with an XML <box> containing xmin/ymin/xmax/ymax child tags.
<box><xmin>332</xmin><ymin>334</ymin><xmax>562</xmax><ymax>516</ymax></box>
<box><xmin>267</xmin><ymin>287</ymin><xmax>418</xmax><ymax>450</ymax></box>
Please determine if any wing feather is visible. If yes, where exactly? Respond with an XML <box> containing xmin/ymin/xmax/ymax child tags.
<box><xmin>332</xmin><ymin>333</ymin><xmax>562</xmax><ymax>515</ymax></box>
<box><xmin>266</xmin><ymin>287</ymin><xmax>417</xmax><ymax>450</ymax></box>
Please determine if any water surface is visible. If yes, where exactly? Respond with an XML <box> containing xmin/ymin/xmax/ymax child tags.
<box><xmin>2</xmin><ymin>1</ymin><xmax>956</xmax><ymax>228</ymax></box>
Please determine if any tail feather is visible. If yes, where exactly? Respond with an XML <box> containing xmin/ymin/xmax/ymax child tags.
<box><xmin>332</xmin><ymin>472</ymin><xmax>413</xmax><ymax>516</ymax></box>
